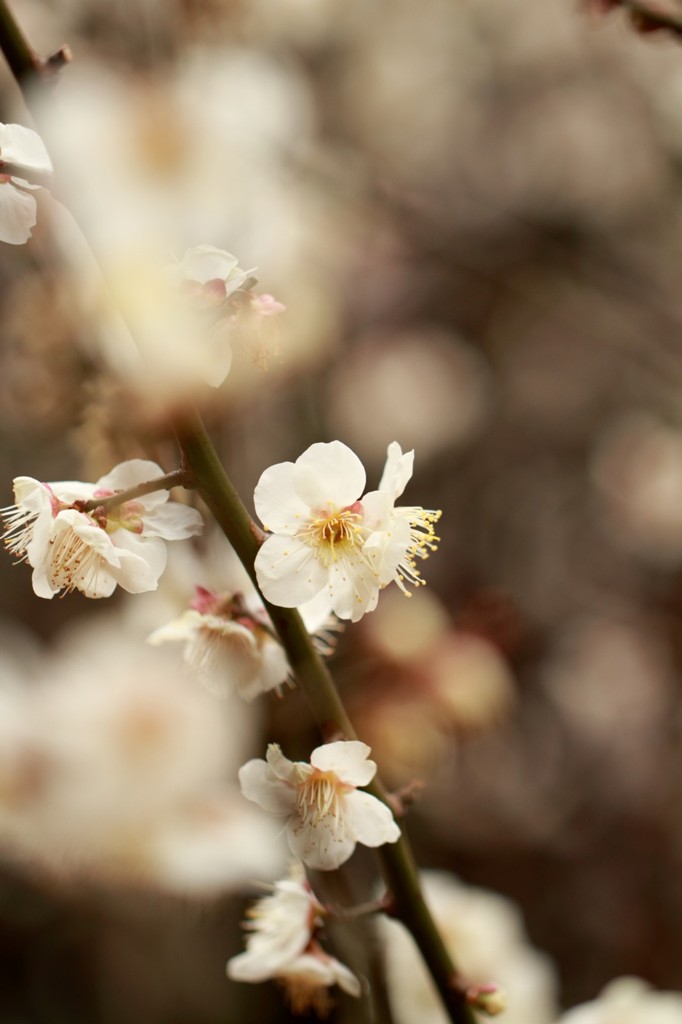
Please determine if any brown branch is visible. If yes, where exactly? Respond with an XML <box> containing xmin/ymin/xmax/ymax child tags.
<box><xmin>0</xmin><ymin>0</ymin><xmax>70</xmax><ymax>102</ymax></box>
<box><xmin>587</xmin><ymin>0</ymin><xmax>682</xmax><ymax>38</ymax></box>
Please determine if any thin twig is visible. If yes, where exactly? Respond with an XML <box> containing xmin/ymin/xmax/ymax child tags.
<box><xmin>79</xmin><ymin>468</ymin><xmax>192</xmax><ymax>513</ymax></box>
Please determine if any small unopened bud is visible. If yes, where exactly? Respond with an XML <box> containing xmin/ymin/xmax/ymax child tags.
<box><xmin>466</xmin><ymin>983</ymin><xmax>508</xmax><ymax>1016</ymax></box>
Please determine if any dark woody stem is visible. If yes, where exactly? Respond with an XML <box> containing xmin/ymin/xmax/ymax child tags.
<box><xmin>80</xmin><ymin>469</ymin><xmax>191</xmax><ymax>513</ymax></box>
<box><xmin>175</xmin><ymin>408</ymin><xmax>477</xmax><ymax>1024</ymax></box>
<box><xmin>0</xmin><ymin>0</ymin><xmax>70</xmax><ymax>97</ymax></box>
<box><xmin>623</xmin><ymin>0</ymin><xmax>682</xmax><ymax>35</ymax></box>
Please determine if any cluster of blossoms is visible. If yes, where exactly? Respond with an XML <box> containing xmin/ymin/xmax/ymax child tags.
<box><xmin>254</xmin><ymin>439</ymin><xmax>441</xmax><ymax>622</ymax></box>
<box><xmin>1</xmin><ymin>460</ymin><xmax>202</xmax><ymax>598</ymax></box>
<box><xmin>0</xmin><ymin>122</ymin><xmax>52</xmax><ymax>245</ymax></box>
<box><xmin>227</xmin><ymin>862</ymin><xmax>360</xmax><ymax>1014</ymax></box>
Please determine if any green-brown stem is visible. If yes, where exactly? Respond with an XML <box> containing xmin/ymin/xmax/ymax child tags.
<box><xmin>176</xmin><ymin>408</ymin><xmax>476</xmax><ymax>1024</ymax></box>
<box><xmin>0</xmin><ymin>0</ymin><xmax>70</xmax><ymax>97</ymax></box>
<box><xmin>81</xmin><ymin>468</ymin><xmax>191</xmax><ymax>513</ymax></box>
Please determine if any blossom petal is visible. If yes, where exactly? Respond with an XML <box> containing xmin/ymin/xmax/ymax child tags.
<box><xmin>110</xmin><ymin>529</ymin><xmax>166</xmax><ymax>580</ymax></box>
<box><xmin>0</xmin><ymin>179</ymin><xmax>37</xmax><ymax>245</ymax></box>
<box><xmin>239</xmin><ymin>757</ymin><xmax>296</xmax><ymax>815</ymax></box>
<box><xmin>30</xmin><ymin>562</ymin><xmax>57</xmax><ymax>599</ymax></box>
<box><xmin>265</xmin><ymin>743</ymin><xmax>301</xmax><ymax>783</ymax></box>
<box><xmin>310</xmin><ymin>741</ymin><xmax>376</xmax><ymax>787</ymax></box>
<box><xmin>378</xmin><ymin>443</ymin><xmax>414</xmax><ymax>501</ymax></box>
<box><xmin>343</xmin><ymin>790</ymin><xmax>401</xmax><ymax>848</ymax></box>
<box><xmin>142</xmin><ymin>502</ymin><xmax>203</xmax><ymax>539</ymax></box>
<box><xmin>293</xmin><ymin>442</ymin><xmax>366</xmax><ymax>510</ymax></box>
<box><xmin>172</xmin><ymin>245</ymin><xmax>240</xmax><ymax>285</ymax></box>
<box><xmin>365</xmin><ymin>517</ymin><xmax>412</xmax><ymax>586</ymax></box>
<box><xmin>285</xmin><ymin>954</ymin><xmax>361</xmax><ymax>997</ymax></box>
<box><xmin>287</xmin><ymin>815</ymin><xmax>356</xmax><ymax>871</ymax></box>
<box><xmin>254</xmin><ymin>461</ymin><xmax>309</xmax><ymax>534</ymax></box>
<box><xmin>255</xmin><ymin>535</ymin><xmax>328</xmax><ymax>607</ymax></box>
<box><xmin>108</xmin><ymin>542</ymin><xmax>166</xmax><ymax>594</ymax></box>
<box><xmin>359</xmin><ymin>489</ymin><xmax>393</xmax><ymax>533</ymax></box>
<box><xmin>147</xmin><ymin>610</ymin><xmax>200</xmax><ymax>646</ymax></box>
<box><xmin>0</xmin><ymin>123</ymin><xmax>53</xmax><ymax>173</ymax></box>
<box><xmin>95</xmin><ymin>459</ymin><xmax>165</xmax><ymax>498</ymax></box>
<box><xmin>326</xmin><ymin>556</ymin><xmax>381</xmax><ymax>623</ymax></box>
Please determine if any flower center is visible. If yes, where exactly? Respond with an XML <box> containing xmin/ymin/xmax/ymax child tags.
<box><xmin>295</xmin><ymin>769</ymin><xmax>350</xmax><ymax>827</ymax></box>
<box><xmin>302</xmin><ymin>502</ymin><xmax>364</xmax><ymax>567</ymax></box>
<box><xmin>48</xmin><ymin>527</ymin><xmax>105</xmax><ymax>595</ymax></box>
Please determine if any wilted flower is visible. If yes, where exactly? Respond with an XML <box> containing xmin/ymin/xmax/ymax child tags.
<box><xmin>238</xmin><ymin>740</ymin><xmax>400</xmax><ymax>870</ymax></box>
<box><xmin>1</xmin><ymin>459</ymin><xmax>202</xmax><ymax>598</ymax></box>
<box><xmin>254</xmin><ymin>440</ymin><xmax>440</xmax><ymax>622</ymax></box>
<box><xmin>0</xmin><ymin>122</ymin><xmax>52</xmax><ymax>245</ymax></box>
<box><xmin>227</xmin><ymin>861</ymin><xmax>360</xmax><ymax>1013</ymax></box>
<box><xmin>556</xmin><ymin>977</ymin><xmax>682</xmax><ymax>1024</ymax></box>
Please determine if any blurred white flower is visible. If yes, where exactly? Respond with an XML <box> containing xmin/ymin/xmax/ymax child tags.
<box><xmin>39</xmin><ymin>55</ymin><xmax>338</xmax><ymax>401</ymax></box>
<box><xmin>227</xmin><ymin>861</ymin><xmax>360</xmax><ymax>1011</ymax></box>
<box><xmin>254</xmin><ymin>440</ymin><xmax>440</xmax><ymax>622</ymax></box>
<box><xmin>148</xmin><ymin>582</ymin><xmax>338</xmax><ymax>700</ymax></box>
<box><xmin>556</xmin><ymin>978</ymin><xmax>682</xmax><ymax>1024</ymax></box>
<box><xmin>164</xmin><ymin>244</ymin><xmax>285</xmax><ymax>387</ymax></box>
<box><xmin>0</xmin><ymin>628</ymin><xmax>283</xmax><ymax>892</ymax></box>
<box><xmin>148</xmin><ymin>585</ymin><xmax>290</xmax><ymax>701</ymax></box>
<box><xmin>238</xmin><ymin>740</ymin><xmax>400</xmax><ymax>870</ymax></box>
<box><xmin>592</xmin><ymin>415</ymin><xmax>682</xmax><ymax>565</ymax></box>
<box><xmin>381</xmin><ymin>871</ymin><xmax>557</xmax><ymax>1024</ymax></box>
<box><xmin>0</xmin><ymin>122</ymin><xmax>52</xmax><ymax>245</ymax></box>
<box><xmin>1</xmin><ymin>460</ymin><xmax>202</xmax><ymax>599</ymax></box>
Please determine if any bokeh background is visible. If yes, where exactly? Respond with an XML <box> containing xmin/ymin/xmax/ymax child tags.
<box><xmin>2</xmin><ymin>0</ymin><xmax>682</xmax><ymax>1020</ymax></box>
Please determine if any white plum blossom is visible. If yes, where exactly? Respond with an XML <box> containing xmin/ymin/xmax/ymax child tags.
<box><xmin>254</xmin><ymin>441</ymin><xmax>441</xmax><ymax>622</ymax></box>
<box><xmin>164</xmin><ymin>244</ymin><xmax>286</xmax><ymax>386</ymax></box>
<box><xmin>148</xmin><ymin>585</ymin><xmax>290</xmax><ymax>701</ymax></box>
<box><xmin>1</xmin><ymin>460</ymin><xmax>202</xmax><ymax>599</ymax></box>
<box><xmin>556</xmin><ymin>977</ymin><xmax>682</xmax><ymax>1024</ymax></box>
<box><xmin>167</xmin><ymin>244</ymin><xmax>254</xmax><ymax>297</ymax></box>
<box><xmin>238</xmin><ymin>740</ymin><xmax>400</xmax><ymax>870</ymax></box>
<box><xmin>0</xmin><ymin>620</ymin><xmax>283</xmax><ymax>893</ymax></box>
<box><xmin>147</xmin><ymin>584</ymin><xmax>338</xmax><ymax>701</ymax></box>
<box><xmin>227</xmin><ymin>861</ymin><xmax>360</xmax><ymax>1013</ymax></box>
<box><xmin>0</xmin><ymin>122</ymin><xmax>52</xmax><ymax>245</ymax></box>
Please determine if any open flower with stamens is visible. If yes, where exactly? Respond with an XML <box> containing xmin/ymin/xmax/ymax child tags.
<box><xmin>1</xmin><ymin>460</ymin><xmax>202</xmax><ymax>599</ymax></box>
<box><xmin>147</xmin><ymin>585</ymin><xmax>338</xmax><ymax>701</ymax></box>
<box><xmin>254</xmin><ymin>440</ymin><xmax>441</xmax><ymax>622</ymax></box>
<box><xmin>227</xmin><ymin>862</ymin><xmax>360</xmax><ymax>1013</ymax></box>
<box><xmin>0</xmin><ymin>122</ymin><xmax>53</xmax><ymax>245</ymax></box>
<box><xmin>238</xmin><ymin>740</ymin><xmax>400</xmax><ymax>870</ymax></box>
<box><xmin>148</xmin><ymin>586</ymin><xmax>290</xmax><ymax>701</ymax></box>
<box><xmin>363</xmin><ymin>442</ymin><xmax>442</xmax><ymax>594</ymax></box>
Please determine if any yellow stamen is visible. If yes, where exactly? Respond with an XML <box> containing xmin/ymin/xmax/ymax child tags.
<box><xmin>300</xmin><ymin>506</ymin><xmax>364</xmax><ymax>567</ymax></box>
